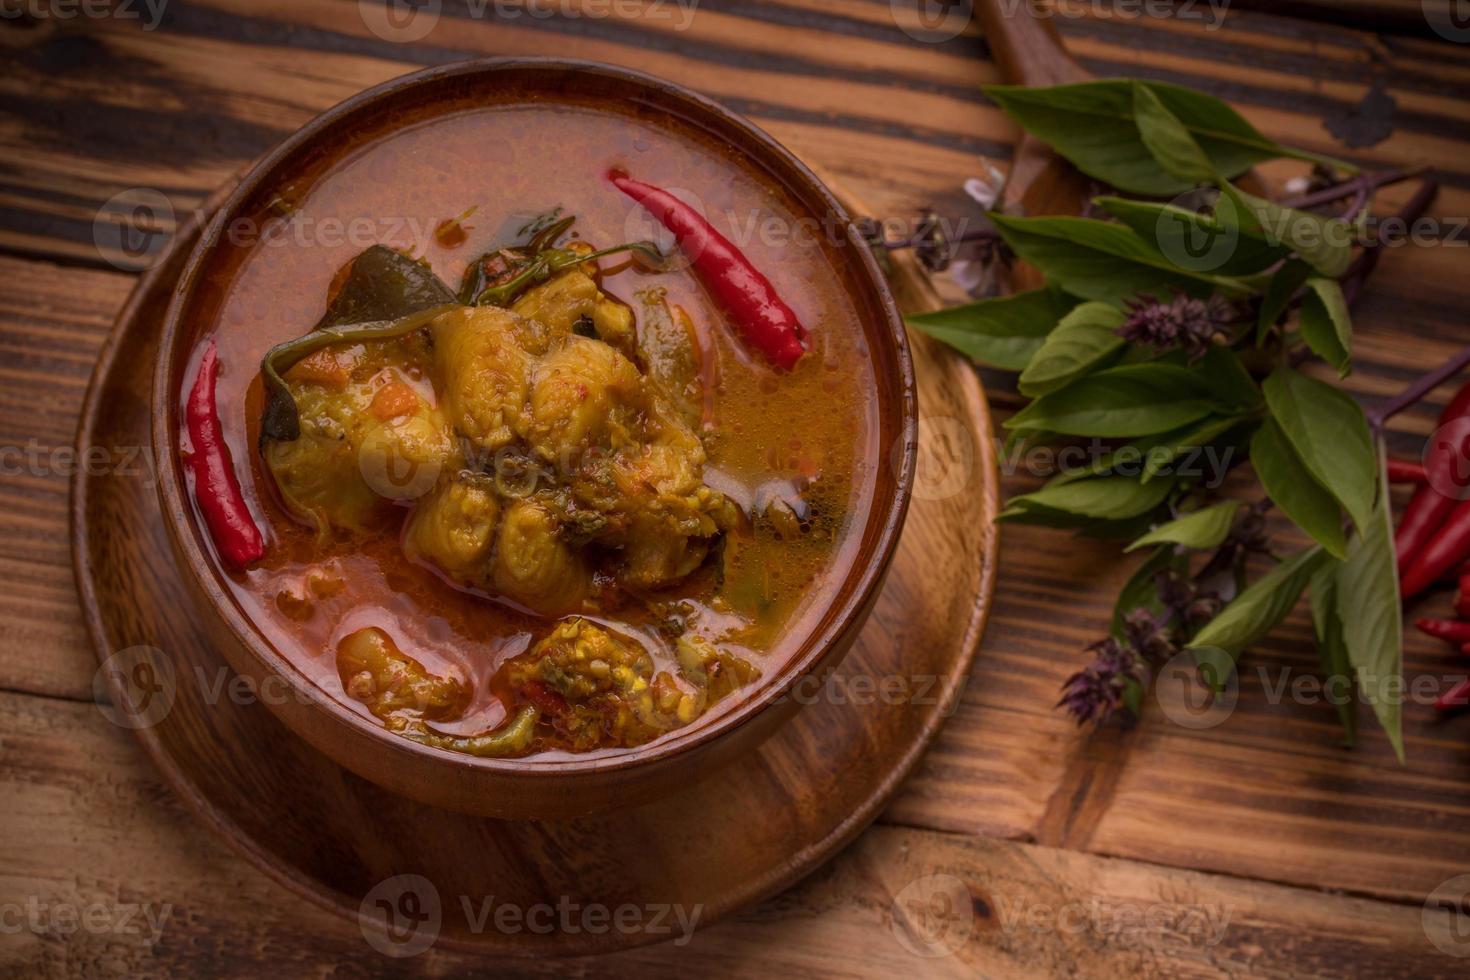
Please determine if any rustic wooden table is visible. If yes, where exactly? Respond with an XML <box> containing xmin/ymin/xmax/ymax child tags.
<box><xmin>3</xmin><ymin>1</ymin><xmax>1470</xmax><ymax>976</ymax></box>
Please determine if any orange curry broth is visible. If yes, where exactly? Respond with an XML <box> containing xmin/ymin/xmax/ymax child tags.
<box><xmin>198</xmin><ymin>103</ymin><xmax>879</xmax><ymax>751</ymax></box>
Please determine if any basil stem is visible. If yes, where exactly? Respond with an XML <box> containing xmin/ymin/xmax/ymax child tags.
<box><xmin>526</xmin><ymin>215</ymin><xmax>576</xmax><ymax>255</ymax></box>
<box><xmin>473</xmin><ymin>241</ymin><xmax>663</xmax><ymax>307</ymax></box>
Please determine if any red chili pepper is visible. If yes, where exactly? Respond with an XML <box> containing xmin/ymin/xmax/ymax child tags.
<box><xmin>1386</xmin><ymin>458</ymin><xmax>1428</xmax><ymax>485</ymax></box>
<box><xmin>1395</xmin><ymin>381</ymin><xmax>1470</xmax><ymax>571</ymax></box>
<box><xmin>1401</xmin><ymin>497</ymin><xmax>1470</xmax><ymax>598</ymax></box>
<box><xmin>1415</xmin><ymin>618</ymin><xmax>1470</xmax><ymax>644</ymax></box>
<box><xmin>1461</xmin><ymin>642</ymin><xmax>1470</xmax><ymax>657</ymax></box>
<box><xmin>1457</xmin><ymin>564</ymin><xmax>1470</xmax><ymax>619</ymax></box>
<box><xmin>184</xmin><ymin>340</ymin><xmax>265</xmax><ymax>569</ymax></box>
<box><xmin>608</xmin><ymin>170</ymin><xmax>808</xmax><ymax>370</ymax></box>
<box><xmin>1435</xmin><ymin>677</ymin><xmax>1470</xmax><ymax>712</ymax></box>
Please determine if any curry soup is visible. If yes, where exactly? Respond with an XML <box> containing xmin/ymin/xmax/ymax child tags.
<box><xmin>190</xmin><ymin>98</ymin><xmax>879</xmax><ymax>759</ymax></box>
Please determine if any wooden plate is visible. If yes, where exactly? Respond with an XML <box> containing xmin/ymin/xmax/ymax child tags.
<box><xmin>70</xmin><ymin>185</ymin><xmax>998</xmax><ymax>956</ymax></box>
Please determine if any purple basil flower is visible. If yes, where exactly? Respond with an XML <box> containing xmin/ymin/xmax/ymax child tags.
<box><xmin>1057</xmin><ymin>636</ymin><xmax>1148</xmax><ymax>725</ymax></box>
<box><xmin>1118</xmin><ymin>292</ymin><xmax>1242</xmax><ymax>361</ymax></box>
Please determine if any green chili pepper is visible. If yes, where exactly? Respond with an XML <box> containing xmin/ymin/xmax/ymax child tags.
<box><xmin>407</xmin><ymin>704</ymin><xmax>541</xmax><ymax>757</ymax></box>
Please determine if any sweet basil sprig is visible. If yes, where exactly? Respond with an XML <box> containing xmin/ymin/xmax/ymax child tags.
<box><xmin>984</xmin><ymin>79</ymin><xmax>1354</xmax><ymax>195</ymax></box>
<box><xmin>910</xmin><ymin>78</ymin><xmax>1413</xmax><ymax>756</ymax></box>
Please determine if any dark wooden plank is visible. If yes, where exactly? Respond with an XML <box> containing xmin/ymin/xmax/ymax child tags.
<box><xmin>1230</xmin><ymin>0</ymin><xmax>1459</xmax><ymax>37</ymax></box>
<box><xmin>0</xmin><ymin>255</ymin><xmax>131</xmax><ymax>700</ymax></box>
<box><xmin>1</xmin><ymin>689</ymin><xmax>1462</xmax><ymax>977</ymax></box>
<box><xmin>2</xmin><ymin>0</ymin><xmax>1469</xmax><ymax>268</ymax></box>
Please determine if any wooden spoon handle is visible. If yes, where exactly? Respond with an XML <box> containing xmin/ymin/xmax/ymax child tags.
<box><xmin>974</xmin><ymin>0</ymin><xmax>1090</xmax><ymax>87</ymax></box>
<box><xmin>971</xmin><ymin>1</ymin><xmax>1093</xmax><ymax>280</ymax></box>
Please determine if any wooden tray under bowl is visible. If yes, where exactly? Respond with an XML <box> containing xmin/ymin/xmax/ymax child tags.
<box><xmin>70</xmin><ymin>186</ymin><xmax>999</xmax><ymax>957</ymax></box>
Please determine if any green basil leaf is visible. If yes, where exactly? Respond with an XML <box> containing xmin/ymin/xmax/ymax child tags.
<box><xmin>1334</xmin><ymin>447</ymin><xmax>1404</xmax><ymax>760</ymax></box>
<box><xmin>1058</xmin><ymin>415</ymin><xmax>1239</xmax><ymax>485</ymax></box>
<box><xmin>1112</xmin><ymin>546</ymin><xmax>1189</xmax><ymax>637</ymax></box>
<box><xmin>1298</xmin><ymin>277</ymin><xmax>1353</xmax><ymax>378</ymax></box>
<box><xmin>1219</xmin><ymin>183</ymin><xmax>1353</xmax><ymax>278</ymax></box>
<box><xmin>1017</xmin><ymin>302</ymin><xmax>1126</xmax><ymax>397</ymax></box>
<box><xmin>905</xmin><ymin>286</ymin><xmax>1078</xmax><ymax>371</ymax></box>
<box><xmin>1187</xmin><ymin>545</ymin><xmax>1328</xmax><ymax>664</ymax></box>
<box><xmin>1002</xmin><ymin>474</ymin><xmax>1175</xmax><ymax>522</ymax></box>
<box><xmin>1121</xmin><ymin>676</ymin><xmax>1143</xmax><ymax>716</ymax></box>
<box><xmin>318</xmin><ymin>245</ymin><xmax>457</xmax><ymax>328</ymax></box>
<box><xmin>988</xmin><ymin>213</ymin><xmax>1247</xmax><ymax>306</ymax></box>
<box><xmin>1251</xmin><ymin>418</ymin><xmax>1347</xmax><ymax>559</ymax></box>
<box><xmin>1007</xmin><ymin>363</ymin><xmax>1231</xmax><ymax>437</ymax></box>
<box><xmin>1309</xmin><ymin>559</ymin><xmax>1358</xmax><ymax>747</ymax></box>
<box><xmin>1126</xmin><ymin>500</ymin><xmax>1239</xmax><ymax>553</ymax></box>
<box><xmin>992</xmin><ymin>503</ymin><xmax>1093</xmax><ymax>529</ymax></box>
<box><xmin>1196</xmin><ymin>347</ymin><xmax>1264</xmax><ymax>411</ymax></box>
<box><xmin>983</xmin><ymin>80</ymin><xmax>1345</xmax><ymax>196</ymax></box>
<box><xmin>1141</xmin><ymin>415</ymin><xmax>1244</xmax><ymax>483</ymax></box>
<box><xmin>1262</xmin><ymin>367</ymin><xmax>1377</xmax><ymax>533</ymax></box>
<box><xmin>1094</xmin><ymin>196</ymin><xmax>1288</xmax><ymax>278</ymax></box>
<box><xmin>1256</xmin><ymin>258</ymin><xmax>1313</xmax><ymax>345</ymax></box>
<box><xmin>1132</xmin><ymin>81</ymin><xmax>1216</xmax><ymax>183</ymax></box>
<box><xmin>1079</xmin><ymin>511</ymin><xmax>1176</xmax><ymax>541</ymax></box>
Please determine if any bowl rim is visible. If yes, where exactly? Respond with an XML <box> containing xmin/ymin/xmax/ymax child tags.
<box><xmin>151</xmin><ymin>56</ymin><xmax>918</xmax><ymax>778</ymax></box>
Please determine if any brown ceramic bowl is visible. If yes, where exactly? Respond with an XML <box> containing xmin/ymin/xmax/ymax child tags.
<box><xmin>152</xmin><ymin>58</ymin><xmax>916</xmax><ymax>820</ymax></box>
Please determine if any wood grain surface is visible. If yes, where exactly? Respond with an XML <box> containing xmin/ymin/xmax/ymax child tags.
<box><xmin>3</xmin><ymin>0</ymin><xmax>1470</xmax><ymax>975</ymax></box>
